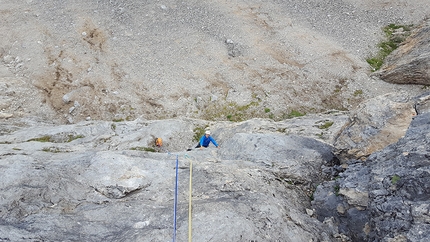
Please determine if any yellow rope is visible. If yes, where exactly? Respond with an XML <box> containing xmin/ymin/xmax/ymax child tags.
<box><xmin>187</xmin><ymin>156</ymin><xmax>193</xmax><ymax>242</ymax></box>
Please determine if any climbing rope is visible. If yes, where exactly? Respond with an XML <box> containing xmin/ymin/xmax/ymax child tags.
<box><xmin>185</xmin><ymin>154</ymin><xmax>194</xmax><ymax>242</ymax></box>
<box><xmin>172</xmin><ymin>154</ymin><xmax>179</xmax><ymax>242</ymax></box>
<box><xmin>169</xmin><ymin>153</ymin><xmax>194</xmax><ymax>242</ymax></box>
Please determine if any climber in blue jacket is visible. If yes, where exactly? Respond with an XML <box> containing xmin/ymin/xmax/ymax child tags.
<box><xmin>195</xmin><ymin>130</ymin><xmax>220</xmax><ymax>149</ymax></box>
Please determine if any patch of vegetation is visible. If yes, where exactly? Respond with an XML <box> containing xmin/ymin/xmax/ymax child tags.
<box><xmin>130</xmin><ymin>146</ymin><xmax>157</xmax><ymax>152</ymax></box>
<box><xmin>67</xmin><ymin>134</ymin><xmax>84</xmax><ymax>142</ymax></box>
<box><xmin>112</xmin><ymin>118</ymin><xmax>124</xmax><ymax>122</ymax></box>
<box><xmin>193</xmin><ymin>126</ymin><xmax>207</xmax><ymax>142</ymax></box>
<box><xmin>12</xmin><ymin>147</ymin><xmax>22</xmax><ymax>150</ymax></box>
<box><xmin>28</xmin><ymin>136</ymin><xmax>52</xmax><ymax>142</ymax></box>
<box><xmin>366</xmin><ymin>24</ymin><xmax>413</xmax><ymax>71</ymax></box>
<box><xmin>264</xmin><ymin>108</ymin><xmax>271</xmax><ymax>113</ymax></box>
<box><xmin>353</xmin><ymin>90</ymin><xmax>363</xmax><ymax>96</ymax></box>
<box><xmin>42</xmin><ymin>147</ymin><xmax>62</xmax><ymax>153</ymax></box>
<box><xmin>277</xmin><ymin>128</ymin><xmax>287</xmax><ymax>133</ymax></box>
<box><xmin>391</xmin><ymin>174</ymin><xmax>401</xmax><ymax>184</ymax></box>
<box><xmin>286</xmin><ymin>110</ymin><xmax>305</xmax><ymax>119</ymax></box>
<box><xmin>111</xmin><ymin>123</ymin><xmax>116</xmax><ymax>130</ymax></box>
<box><xmin>202</xmin><ymin>100</ymin><xmax>260</xmax><ymax>122</ymax></box>
<box><xmin>318</xmin><ymin>121</ymin><xmax>334</xmax><ymax>129</ymax></box>
<box><xmin>0</xmin><ymin>141</ymin><xmax>12</xmax><ymax>144</ymax></box>
<box><xmin>334</xmin><ymin>184</ymin><xmax>340</xmax><ymax>196</ymax></box>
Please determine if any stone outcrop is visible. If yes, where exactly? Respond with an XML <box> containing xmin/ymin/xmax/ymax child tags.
<box><xmin>0</xmin><ymin>116</ymin><xmax>347</xmax><ymax>242</ymax></box>
<box><xmin>313</xmin><ymin>100</ymin><xmax>430</xmax><ymax>241</ymax></box>
<box><xmin>375</xmin><ymin>19</ymin><xmax>430</xmax><ymax>85</ymax></box>
<box><xmin>333</xmin><ymin>92</ymin><xmax>416</xmax><ymax>160</ymax></box>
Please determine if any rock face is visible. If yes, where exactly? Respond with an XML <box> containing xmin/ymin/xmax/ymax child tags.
<box><xmin>0</xmin><ymin>117</ymin><xmax>346</xmax><ymax>242</ymax></box>
<box><xmin>1</xmin><ymin>1</ymin><xmax>430</xmax><ymax>241</ymax></box>
<box><xmin>376</xmin><ymin>19</ymin><xmax>430</xmax><ymax>85</ymax></box>
<box><xmin>313</xmin><ymin>107</ymin><xmax>430</xmax><ymax>241</ymax></box>
<box><xmin>334</xmin><ymin>92</ymin><xmax>416</xmax><ymax>160</ymax></box>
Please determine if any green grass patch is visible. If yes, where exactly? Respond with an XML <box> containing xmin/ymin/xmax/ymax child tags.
<box><xmin>42</xmin><ymin>147</ymin><xmax>62</xmax><ymax>153</ymax></box>
<box><xmin>130</xmin><ymin>146</ymin><xmax>157</xmax><ymax>152</ymax></box>
<box><xmin>353</xmin><ymin>90</ymin><xmax>363</xmax><ymax>96</ymax></box>
<box><xmin>193</xmin><ymin>126</ymin><xmax>207</xmax><ymax>142</ymax></box>
<box><xmin>67</xmin><ymin>134</ymin><xmax>84</xmax><ymax>142</ymax></box>
<box><xmin>264</xmin><ymin>108</ymin><xmax>271</xmax><ymax>113</ymax></box>
<box><xmin>366</xmin><ymin>24</ymin><xmax>413</xmax><ymax>71</ymax></box>
<box><xmin>391</xmin><ymin>174</ymin><xmax>401</xmax><ymax>184</ymax></box>
<box><xmin>334</xmin><ymin>185</ymin><xmax>340</xmax><ymax>196</ymax></box>
<box><xmin>318</xmin><ymin>121</ymin><xmax>334</xmax><ymax>129</ymax></box>
<box><xmin>286</xmin><ymin>110</ymin><xmax>305</xmax><ymax>119</ymax></box>
<box><xmin>28</xmin><ymin>136</ymin><xmax>52</xmax><ymax>142</ymax></box>
<box><xmin>202</xmin><ymin>100</ymin><xmax>260</xmax><ymax>122</ymax></box>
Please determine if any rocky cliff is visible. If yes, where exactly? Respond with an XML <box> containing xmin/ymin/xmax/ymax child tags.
<box><xmin>1</xmin><ymin>1</ymin><xmax>430</xmax><ymax>242</ymax></box>
<box><xmin>375</xmin><ymin>19</ymin><xmax>430</xmax><ymax>85</ymax></box>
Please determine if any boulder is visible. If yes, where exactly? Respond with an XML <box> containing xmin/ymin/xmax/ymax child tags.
<box><xmin>375</xmin><ymin>19</ymin><xmax>430</xmax><ymax>85</ymax></box>
<box><xmin>314</xmin><ymin>111</ymin><xmax>430</xmax><ymax>241</ymax></box>
<box><xmin>334</xmin><ymin>92</ymin><xmax>416</xmax><ymax>160</ymax></box>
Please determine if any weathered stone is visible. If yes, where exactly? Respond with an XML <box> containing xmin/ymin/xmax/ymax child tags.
<box><xmin>334</xmin><ymin>92</ymin><xmax>416</xmax><ymax>160</ymax></box>
<box><xmin>375</xmin><ymin>19</ymin><xmax>430</xmax><ymax>85</ymax></box>
<box><xmin>315</xmin><ymin>111</ymin><xmax>430</xmax><ymax>242</ymax></box>
<box><xmin>0</xmin><ymin>117</ymin><xmax>341</xmax><ymax>242</ymax></box>
<box><xmin>0</xmin><ymin>112</ymin><xmax>13</xmax><ymax>118</ymax></box>
<box><xmin>338</xmin><ymin>188</ymin><xmax>368</xmax><ymax>207</ymax></box>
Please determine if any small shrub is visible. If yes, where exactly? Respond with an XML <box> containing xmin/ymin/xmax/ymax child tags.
<box><xmin>287</xmin><ymin>110</ymin><xmax>305</xmax><ymax>119</ymax></box>
<box><xmin>318</xmin><ymin>121</ymin><xmax>334</xmax><ymax>129</ymax></box>
<box><xmin>264</xmin><ymin>108</ymin><xmax>271</xmax><ymax>113</ymax></box>
<box><xmin>193</xmin><ymin>126</ymin><xmax>207</xmax><ymax>142</ymax></box>
<box><xmin>277</xmin><ymin>128</ymin><xmax>287</xmax><ymax>133</ymax></box>
<box><xmin>391</xmin><ymin>175</ymin><xmax>401</xmax><ymax>184</ymax></box>
<box><xmin>366</xmin><ymin>24</ymin><xmax>413</xmax><ymax>71</ymax></box>
<box><xmin>130</xmin><ymin>146</ymin><xmax>157</xmax><ymax>152</ymax></box>
<box><xmin>42</xmin><ymin>147</ymin><xmax>61</xmax><ymax>153</ymax></box>
<box><xmin>67</xmin><ymin>134</ymin><xmax>84</xmax><ymax>142</ymax></box>
<box><xmin>354</xmin><ymin>90</ymin><xmax>363</xmax><ymax>96</ymax></box>
<box><xmin>334</xmin><ymin>185</ymin><xmax>340</xmax><ymax>196</ymax></box>
<box><xmin>28</xmin><ymin>136</ymin><xmax>52</xmax><ymax>142</ymax></box>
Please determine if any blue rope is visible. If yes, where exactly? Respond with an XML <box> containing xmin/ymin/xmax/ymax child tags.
<box><xmin>173</xmin><ymin>154</ymin><xmax>179</xmax><ymax>242</ymax></box>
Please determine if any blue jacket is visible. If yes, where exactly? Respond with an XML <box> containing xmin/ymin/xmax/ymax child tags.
<box><xmin>200</xmin><ymin>135</ymin><xmax>218</xmax><ymax>147</ymax></box>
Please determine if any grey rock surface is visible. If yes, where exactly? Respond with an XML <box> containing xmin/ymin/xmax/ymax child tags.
<box><xmin>1</xmin><ymin>1</ymin><xmax>430</xmax><ymax>241</ymax></box>
<box><xmin>313</xmin><ymin>108</ymin><xmax>430</xmax><ymax>241</ymax></box>
<box><xmin>376</xmin><ymin>19</ymin><xmax>430</xmax><ymax>85</ymax></box>
<box><xmin>334</xmin><ymin>92</ymin><xmax>417</xmax><ymax>160</ymax></box>
<box><xmin>0</xmin><ymin>118</ymin><xmax>342</xmax><ymax>242</ymax></box>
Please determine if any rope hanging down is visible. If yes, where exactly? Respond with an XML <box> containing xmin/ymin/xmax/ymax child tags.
<box><xmin>170</xmin><ymin>153</ymin><xmax>194</xmax><ymax>242</ymax></box>
<box><xmin>185</xmin><ymin>155</ymin><xmax>193</xmax><ymax>242</ymax></box>
<box><xmin>172</xmin><ymin>154</ymin><xmax>179</xmax><ymax>242</ymax></box>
